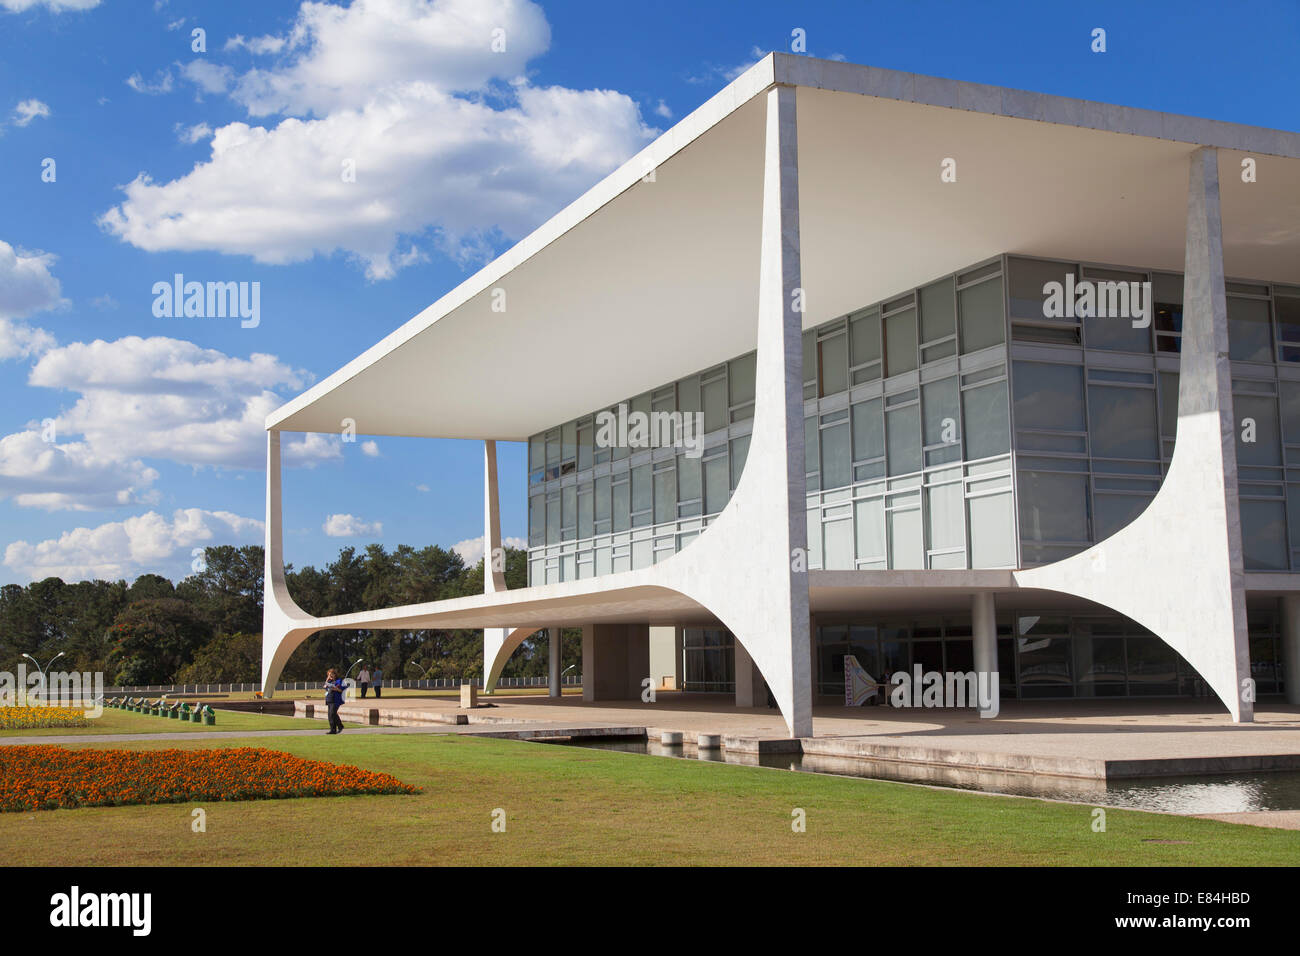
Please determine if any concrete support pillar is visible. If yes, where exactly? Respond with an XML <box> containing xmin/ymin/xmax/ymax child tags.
<box><xmin>1282</xmin><ymin>596</ymin><xmax>1300</xmax><ymax>706</ymax></box>
<box><xmin>481</xmin><ymin>440</ymin><xmax>510</xmax><ymax>693</ymax></box>
<box><xmin>549</xmin><ymin>625</ymin><xmax>561</xmax><ymax>698</ymax></box>
<box><xmin>582</xmin><ymin>623</ymin><xmax>650</xmax><ymax>701</ymax></box>
<box><xmin>1013</xmin><ymin>146</ymin><xmax>1252</xmax><ymax>722</ymax></box>
<box><xmin>972</xmin><ymin>592</ymin><xmax>997</xmax><ymax>679</ymax></box>
<box><xmin>260</xmin><ymin>430</ymin><xmax>317</xmax><ymax>696</ymax></box>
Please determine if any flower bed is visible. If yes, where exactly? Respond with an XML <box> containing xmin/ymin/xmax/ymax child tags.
<box><xmin>0</xmin><ymin>746</ymin><xmax>420</xmax><ymax>812</ymax></box>
<box><xmin>0</xmin><ymin>707</ymin><xmax>90</xmax><ymax>731</ymax></box>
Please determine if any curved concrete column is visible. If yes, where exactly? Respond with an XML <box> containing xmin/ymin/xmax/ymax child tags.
<box><xmin>484</xmin><ymin>625</ymin><xmax>542</xmax><ymax>690</ymax></box>
<box><xmin>260</xmin><ymin>430</ymin><xmax>319</xmax><ymax>696</ymax></box>
<box><xmin>645</xmin><ymin>85</ymin><xmax>812</xmax><ymax>737</ymax></box>
<box><xmin>1015</xmin><ymin>147</ymin><xmax>1252</xmax><ymax>721</ymax></box>
<box><xmin>482</xmin><ymin>439</ymin><xmax>515</xmax><ymax>691</ymax></box>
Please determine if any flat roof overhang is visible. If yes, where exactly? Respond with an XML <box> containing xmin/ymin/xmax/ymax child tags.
<box><xmin>290</xmin><ymin>569</ymin><xmax>1300</xmax><ymax>633</ymax></box>
<box><xmin>268</xmin><ymin>53</ymin><xmax>1300</xmax><ymax>441</ymax></box>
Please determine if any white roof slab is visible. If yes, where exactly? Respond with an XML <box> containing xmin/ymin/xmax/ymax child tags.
<box><xmin>269</xmin><ymin>53</ymin><xmax>1300</xmax><ymax>441</ymax></box>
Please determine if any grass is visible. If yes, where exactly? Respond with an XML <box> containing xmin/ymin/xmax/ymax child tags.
<box><xmin>0</xmin><ymin>707</ymin><xmax>308</xmax><ymax>737</ymax></box>
<box><xmin>1</xmin><ymin>732</ymin><xmax>1296</xmax><ymax>866</ymax></box>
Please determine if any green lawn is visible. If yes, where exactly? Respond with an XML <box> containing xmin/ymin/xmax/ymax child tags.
<box><xmin>0</xmin><ymin>707</ymin><xmax>308</xmax><ymax>737</ymax></box>
<box><xmin>1</xmin><ymin>732</ymin><xmax>1296</xmax><ymax>866</ymax></box>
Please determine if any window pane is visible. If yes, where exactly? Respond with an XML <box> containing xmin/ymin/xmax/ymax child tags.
<box><xmin>959</xmin><ymin>277</ymin><xmax>1005</xmax><ymax>352</ymax></box>
<box><xmin>528</xmin><ymin>494</ymin><xmax>544</xmax><ymax>546</ymax></box>
<box><xmin>702</xmin><ymin>377</ymin><xmax>727</xmax><ymax>433</ymax></box>
<box><xmin>1235</xmin><ymin>394</ymin><xmax>1282</xmax><ymax>466</ymax></box>
<box><xmin>528</xmin><ymin>435</ymin><xmax>544</xmax><ymax>471</ymax></box>
<box><xmin>546</xmin><ymin>494</ymin><xmax>560</xmax><ymax>543</ymax></box>
<box><xmin>884</xmin><ymin>310</ymin><xmax>917</xmax><ymax>376</ymax></box>
<box><xmin>805</xmin><ymin>415</ymin><xmax>818</xmax><ymax>476</ymax></box>
<box><xmin>654</xmin><ymin>468</ymin><xmax>675</xmax><ymax>524</ymax></box>
<box><xmin>677</xmin><ymin>375</ymin><xmax>701</xmax><ymax>413</ymax></box>
<box><xmin>852</xmin><ymin>398</ymin><xmax>884</xmax><ymax>462</ymax></box>
<box><xmin>1013</xmin><ymin>362</ymin><xmax>1085</xmax><ymax>432</ymax></box>
<box><xmin>595</xmin><ymin>476</ymin><xmax>611</xmax><ymax>523</ymax></box>
<box><xmin>855</xmin><ymin>498</ymin><xmax>885</xmax><ymax>561</ymax></box>
<box><xmin>926</xmin><ymin>481</ymin><xmax>964</xmax><ymax>551</ymax></box>
<box><xmin>969</xmin><ymin>492</ymin><xmax>1015</xmax><ymax>567</ymax></box>
<box><xmin>1228</xmin><ymin>296</ymin><xmax>1272</xmax><ymax>362</ymax></box>
<box><xmin>962</xmin><ymin>380</ymin><xmax>1010</xmax><ymax>460</ymax></box>
<box><xmin>819</xmin><ymin>332</ymin><xmax>848</xmax><ymax>396</ymax></box>
<box><xmin>729</xmin><ymin>353</ymin><xmax>756</xmax><ymax>407</ymax></box>
<box><xmin>1008</xmin><ymin>257</ymin><xmax>1075</xmax><ymax>320</ymax></box>
<box><xmin>1018</xmin><ymin>471</ymin><xmax>1089</xmax><ymax>542</ymax></box>
<box><xmin>821</xmin><ymin>421</ymin><xmax>851</xmax><ymax>490</ymax></box>
<box><xmin>577</xmin><ymin>421</ymin><xmax>593</xmax><ymax>470</ymax></box>
<box><xmin>1241</xmin><ymin>498</ymin><xmax>1288</xmax><ymax>570</ymax></box>
<box><xmin>577</xmin><ymin>485</ymin><xmax>593</xmax><ymax>539</ymax></box>
<box><xmin>889</xmin><ymin>507</ymin><xmax>923</xmax><ymax>568</ymax></box>
<box><xmin>561</xmin><ymin>421</ymin><xmax>576</xmax><ymax>463</ymax></box>
<box><xmin>825</xmin><ymin>519</ymin><xmax>853</xmax><ymax>570</ymax></box>
<box><xmin>1159</xmin><ymin>372</ymin><xmax>1180</xmax><ymax>438</ymax></box>
<box><xmin>1094</xmin><ymin>492</ymin><xmax>1151</xmax><ymax>541</ymax></box>
<box><xmin>1087</xmin><ymin>384</ymin><xmax>1158</xmax><ymax>460</ymax></box>
<box><xmin>561</xmin><ymin>484</ymin><xmax>576</xmax><ymax>539</ymax></box>
<box><xmin>920</xmin><ymin>277</ymin><xmax>956</xmax><ymax>343</ymax></box>
<box><xmin>1083</xmin><ymin>269</ymin><xmax>1151</xmax><ymax>352</ymax></box>
<box><xmin>704</xmin><ymin>455</ymin><xmax>728</xmax><ymax>514</ymax></box>
<box><xmin>612</xmin><ymin>479</ymin><xmax>630</xmax><ymax>532</ymax></box>
<box><xmin>677</xmin><ymin>454</ymin><xmax>701</xmax><ymax>502</ymax></box>
<box><xmin>850</xmin><ymin>310</ymin><xmax>880</xmax><ymax>366</ymax></box>
<box><xmin>1277</xmin><ymin>294</ymin><xmax>1300</xmax><ymax>344</ymax></box>
<box><xmin>922</xmin><ymin>377</ymin><xmax>960</xmax><ymax>447</ymax></box>
<box><xmin>730</xmin><ymin>434</ymin><xmax>750</xmax><ymax>490</ymax></box>
<box><xmin>631</xmin><ymin>464</ymin><xmax>652</xmax><ymax>525</ymax></box>
<box><xmin>886</xmin><ymin>405</ymin><xmax>921</xmax><ymax>476</ymax></box>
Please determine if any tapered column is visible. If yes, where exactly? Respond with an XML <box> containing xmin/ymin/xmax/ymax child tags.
<box><xmin>549</xmin><ymin>625</ymin><xmax>561</xmax><ymax>697</ymax></box>
<box><xmin>260</xmin><ymin>430</ymin><xmax>318</xmax><ymax>696</ymax></box>
<box><xmin>482</xmin><ymin>439</ymin><xmax>509</xmax><ymax>691</ymax></box>
<box><xmin>1013</xmin><ymin>147</ymin><xmax>1252</xmax><ymax>721</ymax></box>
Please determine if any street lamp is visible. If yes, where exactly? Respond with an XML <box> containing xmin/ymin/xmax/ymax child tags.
<box><xmin>20</xmin><ymin>651</ymin><xmax>64</xmax><ymax>706</ymax></box>
<box><xmin>343</xmin><ymin>657</ymin><xmax>365</xmax><ymax>679</ymax></box>
<box><xmin>407</xmin><ymin>660</ymin><xmax>433</xmax><ymax>682</ymax></box>
<box><xmin>21</xmin><ymin>650</ymin><xmax>64</xmax><ymax>680</ymax></box>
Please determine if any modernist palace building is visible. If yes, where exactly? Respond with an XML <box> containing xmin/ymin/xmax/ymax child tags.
<box><xmin>261</xmin><ymin>54</ymin><xmax>1300</xmax><ymax>737</ymax></box>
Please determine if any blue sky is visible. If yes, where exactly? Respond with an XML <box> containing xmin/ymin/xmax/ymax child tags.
<box><xmin>0</xmin><ymin>0</ymin><xmax>1296</xmax><ymax>585</ymax></box>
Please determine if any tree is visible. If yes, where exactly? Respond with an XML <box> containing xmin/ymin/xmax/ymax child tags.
<box><xmin>107</xmin><ymin>599</ymin><xmax>213</xmax><ymax>685</ymax></box>
<box><xmin>175</xmin><ymin>632</ymin><xmax>261</xmax><ymax>683</ymax></box>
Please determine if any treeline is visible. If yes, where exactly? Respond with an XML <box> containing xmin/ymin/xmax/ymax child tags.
<box><xmin>0</xmin><ymin>543</ymin><xmax>576</xmax><ymax>686</ymax></box>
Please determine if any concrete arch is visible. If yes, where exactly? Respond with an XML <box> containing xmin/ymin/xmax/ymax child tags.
<box><xmin>1015</xmin><ymin>147</ymin><xmax>1252</xmax><ymax>721</ymax></box>
<box><xmin>484</xmin><ymin>626</ymin><xmax>542</xmax><ymax>692</ymax></box>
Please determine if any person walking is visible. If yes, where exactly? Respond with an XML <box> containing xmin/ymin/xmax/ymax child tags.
<box><xmin>323</xmin><ymin>668</ymin><xmax>346</xmax><ymax>734</ymax></box>
<box><xmin>357</xmin><ymin>664</ymin><xmax>371</xmax><ymax>699</ymax></box>
<box><xmin>372</xmin><ymin>665</ymin><xmax>383</xmax><ymax>699</ymax></box>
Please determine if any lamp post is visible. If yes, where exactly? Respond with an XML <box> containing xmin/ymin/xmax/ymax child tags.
<box><xmin>20</xmin><ymin>651</ymin><xmax>64</xmax><ymax>706</ymax></box>
<box><xmin>407</xmin><ymin>660</ymin><xmax>433</xmax><ymax>687</ymax></box>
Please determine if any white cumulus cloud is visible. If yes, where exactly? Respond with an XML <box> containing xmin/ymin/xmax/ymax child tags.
<box><xmin>12</xmin><ymin>99</ymin><xmax>51</xmax><ymax>126</ymax></box>
<box><xmin>0</xmin><ymin>429</ymin><xmax>158</xmax><ymax>511</ymax></box>
<box><xmin>1</xmin><ymin>0</ymin><xmax>100</xmax><ymax>11</ymax></box>
<box><xmin>100</xmin><ymin>0</ymin><xmax>658</xmax><ymax>279</ymax></box>
<box><xmin>323</xmin><ymin>512</ymin><xmax>383</xmax><ymax>537</ymax></box>
<box><xmin>4</xmin><ymin>508</ymin><xmax>262</xmax><ymax>582</ymax></box>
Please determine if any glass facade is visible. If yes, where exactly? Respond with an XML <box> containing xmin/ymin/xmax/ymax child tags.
<box><xmin>1007</xmin><ymin>255</ymin><xmax>1300</xmax><ymax>572</ymax></box>
<box><xmin>815</xmin><ymin>606</ymin><xmax>1284</xmax><ymax>700</ymax></box>
<box><xmin>527</xmin><ymin>256</ymin><xmax>1013</xmax><ymax>584</ymax></box>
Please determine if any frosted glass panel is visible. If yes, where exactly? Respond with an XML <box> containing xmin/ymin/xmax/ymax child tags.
<box><xmin>1014</xmin><ymin>362</ymin><xmax>1085</xmax><ymax>432</ymax></box>
<box><xmin>962</xmin><ymin>380</ymin><xmax>1009</xmax><ymax>460</ymax></box>
<box><xmin>886</xmin><ymin>405</ymin><xmax>921</xmax><ymax>476</ymax></box>
<box><xmin>889</xmin><ymin>507</ymin><xmax>924</xmax><ymax>568</ymax></box>
<box><xmin>855</xmin><ymin>498</ymin><xmax>885</xmax><ymax>561</ymax></box>
<box><xmin>824</xmin><ymin>519</ymin><xmax>854</xmax><ymax>570</ymax></box>
<box><xmin>926</xmin><ymin>481</ymin><xmax>964</xmax><ymax>550</ymax></box>
<box><xmin>821</xmin><ymin>422</ymin><xmax>851</xmax><ymax>490</ymax></box>
<box><xmin>885</xmin><ymin>310</ymin><xmax>917</xmax><ymax>376</ymax></box>
<box><xmin>969</xmin><ymin>492</ymin><xmax>1015</xmax><ymax>567</ymax></box>
<box><xmin>959</xmin><ymin>277</ymin><xmax>1004</xmax><ymax>352</ymax></box>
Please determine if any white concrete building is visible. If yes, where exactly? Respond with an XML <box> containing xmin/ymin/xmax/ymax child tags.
<box><xmin>262</xmin><ymin>54</ymin><xmax>1300</xmax><ymax>737</ymax></box>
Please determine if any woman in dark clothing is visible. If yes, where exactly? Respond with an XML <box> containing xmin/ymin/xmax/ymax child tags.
<box><xmin>324</xmin><ymin>668</ymin><xmax>346</xmax><ymax>734</ymax></box>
